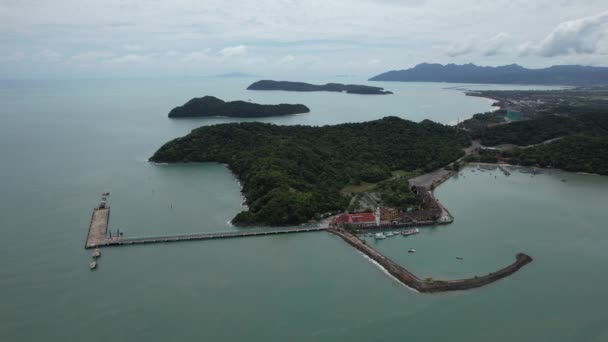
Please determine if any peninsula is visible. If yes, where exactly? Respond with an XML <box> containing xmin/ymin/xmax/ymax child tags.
<box><xmin>247</xmin><ymin>80</ymin><xmax>393</xmax><ymax>95</ymax></box>
<box><xmin>167</xmin><ymin>96</ymin><xmax>310</xmax><ymax>118</ymax></box>
<box><xmin>369</xmin><ymin>63</ymin><xmax>608</xmax><ymax>86</ymax></box>
<box><xmin>150</xmin><ymin>117</ymin><xmax>469</xmax><ymax>225</ymax></box>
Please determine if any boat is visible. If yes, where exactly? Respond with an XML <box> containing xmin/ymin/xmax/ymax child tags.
<box><xmin>89</xmin><ymin>260</ymin><xmax>97</xmax><ymax>270</ymax></box>
<box><xmin>374</xmin><ymin>233</ymin><xmax>386</xmax><ymax>240</ymax></box>
<box><xmin>456</xmin><ymin>257</ymin><xmax>463</xmax><ymax>260</ymax></box>
<box><xmin>408</xmin><ymin>248</ymin><xmax>416</xmax><ymax>253</ymax></box>
<box><xmin>92</xmin><ymin>248</ymin><xmax>101</xmax><ymax>258</ymax></box>
<box><xmin>366</xmin><ymin>233</ymin><xmax>373</xmax><ymax>237</ymax></box>
<box><xmin>401</xmin><ymin>228</ymin><xmax>420</xmax><ymax>237</ymax></box>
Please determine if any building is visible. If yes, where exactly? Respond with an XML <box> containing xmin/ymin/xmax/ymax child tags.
<box><xmin>331</xmin><ymin>212</ymin><xmax>377</xmax><ymax>227</ymax></box>
<box><xmin>380</xmin><ymin>207</ymin><xmax>400</xmax><ymax>222</ymax></box>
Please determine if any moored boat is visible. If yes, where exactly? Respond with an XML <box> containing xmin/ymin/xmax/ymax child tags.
<box><xmin>374</xmin><ymin>233</ymin><xmax>386</xmax><ymax>240</ymax></box>
<box><xmin>89</xmin><ymin>260</ymin><xmax>97</xmax><ymax>270</ymax></box>
<box><xmin>401</xmin><ymin>228</ymin><xmax>420</xmax><ymax>236</ymax></box>
<box><xmin>408</xmin><ymin>248</ymin><xmax>416</xmax><ymax>253</ymax></box>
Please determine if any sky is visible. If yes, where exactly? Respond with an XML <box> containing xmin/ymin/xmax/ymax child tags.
<box><xmin>1</xmin><ymin>0</ymin><xmax>607</xmax><ymax>79</ymax></box>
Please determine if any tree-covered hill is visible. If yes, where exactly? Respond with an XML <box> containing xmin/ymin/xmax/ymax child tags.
<box><xmin>150</xmin><ymin>117</ymin><xmax>470</xmax><ymax>225</ymax></box>
<box><xmin>168</xmin><ymin>96</ymin><xmax>310</xmax><ymax>118</ymax></box>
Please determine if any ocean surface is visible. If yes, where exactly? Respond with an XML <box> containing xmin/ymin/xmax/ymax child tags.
<box><xmin>1</xmin><ymin>77</ymin><xmax>606</xmax><ymax>341</ymax></box>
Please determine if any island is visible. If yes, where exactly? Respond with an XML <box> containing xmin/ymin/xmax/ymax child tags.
<box><xmin>150</xmin><ymin>116</ymin><xmax>469</xmax><ymax>225</ymax></box>
<box><xmin>167</xmin><ymin>96</ymin><xmax>310</xmax><ymax>118</ymax></box>
<box><xmin>369</xmin><ymin>63</ymin><xmax>608</xmax><ymax>86</ymax></box>
<box><xmin>247</xmin><ymin>80</ymin><xmax>393</xmax><ymax>95</ymax></box>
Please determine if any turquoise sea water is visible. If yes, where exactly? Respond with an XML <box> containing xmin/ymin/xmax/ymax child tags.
<box><xmin>0</xmin><ymin>78</ymin><xmax>606</xmax><ymax>341</ymax></box>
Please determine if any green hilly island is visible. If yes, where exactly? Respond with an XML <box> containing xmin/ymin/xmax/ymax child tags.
<box><xmin>168</xmin><ymin>96</ymin><xmax>310</xmax><ymax>118</ymax></box>
<box><xmin>150</xmin><ymin>117</ymin><xmax>469</xmax><ymax>225</ymax></box>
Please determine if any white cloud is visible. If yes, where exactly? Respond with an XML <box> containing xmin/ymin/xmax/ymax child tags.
<box><xmin>181</xmin><ymin>50</ymin><xmax>212</xmax><ymax>63</ymax></box>
<box><xmin>483</xmin><ymin>33</ymin><xmax>511</xmax><ymax>56</ymax></box>
<box><xmin>446</xmin><ymin>36</ymin><xmax>476</xmax><ymax>57</ymax></box>
<box><xmin>123</xmin><ymin>44</ymin><xmax>142</xmax><ymax>51</ymax></box>
<box><xmin>279</xmin><ymin>54</ymin><xmax>296</xmax><ymax>63</ymax></box>
<box><xmin>103</xmin><ymin>54</ymin><xmax>150</xmax><ymax>64</ymax></box>
<box><xmin>219</xmin><ymin>45</ymin><xmax>248</xmax><ymax>57</ymax></box>
<box><xmin>525</xmin><ymin>10</ymin><xmax>608</xmax><ymax>57</ymax></box>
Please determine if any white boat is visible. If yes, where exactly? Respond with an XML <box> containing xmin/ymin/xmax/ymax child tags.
<box><xmin>89</xmin><ymin>260</ymin><xmax>97</xmax><ymax>270</ymax></box>
<box><xmin>408</xmin><ymin>248</ymin><xmax>416</xmax><ymax>253</ymax></box>
<box><xmin>374</xmin><ymin>233</ymin><xmax>386</xmax><ymax>240</ymax></box>
<box><xmin>402</xmin><ymin>228</ymin><xmax>419</xmax><ymax>237</ymax></box>
<box><xmin>385</xmin><ymin>232</ymin><xmax>394</xmax><ymax>237</ymax></box>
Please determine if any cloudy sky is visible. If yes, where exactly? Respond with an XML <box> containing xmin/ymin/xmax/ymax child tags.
<box><xmin>1</xmin><ymin>0</ymin><xmax>607</xmax><ymax>79</ymax></box>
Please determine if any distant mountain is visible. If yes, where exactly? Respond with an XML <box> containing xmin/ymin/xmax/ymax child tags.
<box><xmin>168</xmin><ymin>96</ymin><xmax>309</xmax><ymax>118</ymax></box>
<box><xmin>369</xmin><ymin>63</ymin><xmax>608</xmax><ymax>86</ymax></box>
<box><xmin>247</xmin><ymin>80</ymin><xmax>393</xmax><ymax>95</ymax></box>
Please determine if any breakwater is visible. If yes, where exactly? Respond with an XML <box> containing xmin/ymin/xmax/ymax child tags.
<box><xmin>328</xmin><ymin>228</ymin><xmax>532</xmax><ymax>293</ymax></box>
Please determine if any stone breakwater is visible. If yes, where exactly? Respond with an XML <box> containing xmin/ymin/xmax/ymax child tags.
<box><xmin>328</xmin><ymin>228</ymin><xmax>533</xmax><ymax>293</ymax></box>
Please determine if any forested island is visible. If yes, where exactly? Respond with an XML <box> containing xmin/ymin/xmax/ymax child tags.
<box><xmin>247</xmin><ymin>80</ymin><xmax>393</xmax><ymax>95</ymax></box>
<box><xmin>168</xmin><ymin>96</ymin><xmax>310</xmax><ymax>118</ymax></box>
<box><xmin>369</xmin><ymin>63</ymin><xmax>608</xmax><ymax>86</ymax></box>
<box><xmin>150</xmin><ymin>117</ymin><xmax>469</xmax><ymax>225</ymax></box>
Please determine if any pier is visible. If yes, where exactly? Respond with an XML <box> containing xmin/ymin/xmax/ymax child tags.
<box><xmin>88</xmin><ymin>226</ymin><xmax>327</xmax><ymax>248</ymax></box>
<box><xmin>85</xmin><ymin>203</ymin><xmax>112</xmax><ymax>248</ymax></box>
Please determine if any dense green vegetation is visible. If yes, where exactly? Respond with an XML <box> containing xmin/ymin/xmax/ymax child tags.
<box><xmin>376</xmin><ymin>177</ymin><xmax>418</xmax><ymax>209</ymax></box>
<box><xmin>247</xmin><ymin>80</ymin><xmax>393</xmax><ymax>95</ymax></box>
<box><xmin>476</xmin><ymin>112</ymin><xmax>608</xmax><ymax>146</ymax></box>
<box><xmin>168</xmin><ymin>96</ymin><xmax>309</xmax><ymax>118</ymax></box>
<box><xmin>150</xmin><ymin>117</ymin><xmax>469</xmax><ymax>225</ymax></box>
<box><xmin>507</xmin><ymin>136</ymin><xmax>608</xmax><ymax>174</ymax></box>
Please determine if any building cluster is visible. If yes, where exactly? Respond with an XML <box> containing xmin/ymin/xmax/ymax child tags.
<box><xmin>330</xmin><ymin>187</ymin><xmax>443</xmax><ymax>229</ymax></box>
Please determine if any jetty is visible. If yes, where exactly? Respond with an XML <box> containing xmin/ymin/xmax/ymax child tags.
<box><xmin>87</xmin><ymin>226</ymin><xmax>327</xmax><ymax>248</ymax></box>
<box><xmin>329</xmin><ymin>228</ymin><xmax>532</xmax><ymax>293</ymax></box>
<box><xmin>85</xmin><ymin>200</ymin><xmax>111</xmax><ymax>248</ymax></box>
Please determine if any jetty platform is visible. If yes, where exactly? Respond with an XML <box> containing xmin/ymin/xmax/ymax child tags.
<box><xmin>85</xmin><ymin>205</ymin><xmax>111</xmax><ymax>248</ymax></box>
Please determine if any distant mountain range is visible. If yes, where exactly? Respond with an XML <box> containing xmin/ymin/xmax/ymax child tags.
<box><xmin>369</xmin><ymin>63</ymin><xmax>608</xmax><ymax>86</ymax></box>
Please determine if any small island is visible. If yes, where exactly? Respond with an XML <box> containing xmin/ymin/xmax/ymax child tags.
<box><xmin>168</xmin><ymin>96</ymin><xmax>310</xmax><ymax>118</ymax></box>
<box><xmin>247</xmin><ymin>80</ymin><xmax>393</xmax><ymax>95</ymax></box>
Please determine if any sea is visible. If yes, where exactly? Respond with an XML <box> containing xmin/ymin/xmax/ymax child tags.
<box><xmin>1</xmin><ymin>76</ymin><xmax>607</xmax><ymax>341</ymax></box>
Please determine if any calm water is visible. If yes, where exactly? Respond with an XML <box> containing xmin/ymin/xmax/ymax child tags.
<box><xmin>0</xmin><ymin>78</ymin><xmax>606</xmax><ymax>341</ymax></box>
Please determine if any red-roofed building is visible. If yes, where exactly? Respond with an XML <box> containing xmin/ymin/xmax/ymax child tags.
<box><xmin>331</xmin><ymin>212</ymin><xmax>377</xmax><ymax>226</ymax></box>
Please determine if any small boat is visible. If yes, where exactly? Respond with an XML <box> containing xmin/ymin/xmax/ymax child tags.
<box><xmin>89</xmin><ymin>260</ymin><xmax>97</xmax><ymax>270</ymax></box>
<box><xmin>408</xmin><ymin>248</ymin><xmax>416</xmax><ymax>253</ymax></box>
<box><xmin>366</xmin><ymin>233</ymin><xmax>373</xmax><ymax>237</ymax></box>
<box><xmin>402</xmin><ymin>228</ymin><xmax>420</xmax><ymax>237</ymax></box>
<box><xmin>92</xmin><ymin>248</ymin><xmax>101</xmax><ymax>258</ymax></box>
<box><xmin>456</xmin><ymin>257</ymin><xmax>463</xmax><ymax>260</ymax></box>
<box><xmin>102</xmin><ymin>192</ymin><xmax>110</xmax><ymax>196</ymax></box>
<box><xmin>374</xmin><ymin>233</ymin><xmax>386</xmax><ymax>240</ymax></box>
<box><xmin>385</xmin><ymin>232</ymin><xmax>394</xmax><ymax>237</ymax></box>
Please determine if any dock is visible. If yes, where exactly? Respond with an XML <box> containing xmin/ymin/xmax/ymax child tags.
<box><xmin>498</xmin><ymin>164</ymin><xmax>511</xmax><ymax>176</ymax></box>
<box><xmin>91</xmin><ymin>226</ymin><xmax>327</xmax><ymax>248</ymax></box>
<box><xmin>84</xmin><ymin>195</ymin><xmax>327</xmax><ymax>249</ymax></box>
<box><xmin>85</xmin><ymin>203</ymin><xmax>111</xmax><ymax>248</ymax></box>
